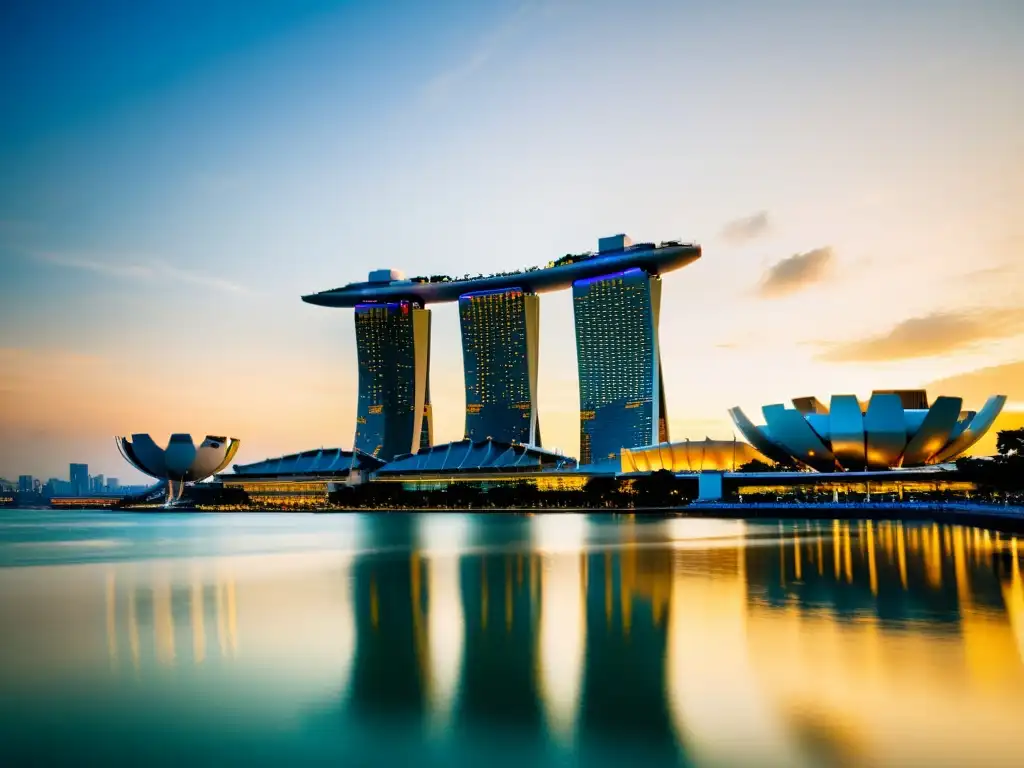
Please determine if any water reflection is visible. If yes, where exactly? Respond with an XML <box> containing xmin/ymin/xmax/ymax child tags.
<box><xmin>418</xmin><ymin>516</ymin><xmax>467</xmax><ymax>734</ymax></box>
<box><xmin>1</xmin><ymin>512</ymin><xmax>1024</xmax><ymax>766</ymax></box>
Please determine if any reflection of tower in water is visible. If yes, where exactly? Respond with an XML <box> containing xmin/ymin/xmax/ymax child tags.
<box><xmin>578</xmin><ymin>519</ymin><xmax>680</xmax><ymax>762</ymax></box>
<box><xmin>457</xmin><ymin>550</ymin><xmax>544</xmax><ymax>731</ymax></box>
<box><xmin>663</xmin><ymin>520</ymin><xmax>805</xmax><ymax>766</ymax></box>
<box><xmin>104</xmin><ymin>566</ymin><xmax>239</xmax><ymax>674</ymax></box>
<box><xmin>418</xmin><ymin>516</ymin><xmax>467</xmax><ymax>734</ymax></box>
<box><xmin>350</xmin><ymin>547</ymin><xmax>426</xmax><ymax>719</ymax></box>
<box><xmin>533</xmin><ymin>515</ymin><xmax>587</xmax><ymax>745</ymax></box>
<box><xmin>998</xmin><ymin>538</ymin><xmax>1024</xmax><ymax>664</ymax></box>
<box><xmin>345</xmin><ymin>515</ymin><xmax>597</xmax><ymax>746</ymax></box>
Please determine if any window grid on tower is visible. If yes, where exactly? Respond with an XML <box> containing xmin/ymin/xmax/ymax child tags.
<box><xmin>353</xmin><ymin>302</ymin><xmax>431</xmax><ymax>460</ymax></box>
<box><xmin>573</xmin><ymin>269</ymin><xmax>663</xmax><ymax>465</ymax></box>
<box><xmin>459</xmin><ymin>288</ymin><xmax>540</xmax><ymax>445</ymax></box>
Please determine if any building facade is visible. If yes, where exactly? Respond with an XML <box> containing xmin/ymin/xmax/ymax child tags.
<box><xmin>221</xmin><ymin>448</ymin><xmax>386</xmax><ymax>507</ymax></box>
<box><xmin>573</xmin><ymin>268</ymin><xmax>667</xmax><ymax>465</ymax></box>
<box><xmin>459</xmin><ymin>288</ymin><xmax>541</xmax><ymax>446</ymax></box>
<box><xmin>353</xmin><ymin>302</ymin><xmax>433</xmax><ymax>461</ymax></box>
<box><xmin>70</xmin><ymin>463</ymin><xmax>89</xmax><ymax>496</ymax></box>
<box><xmin>371</xmin><ymin>438</ymin><xmax>581</xmax><ymax>491</ymax></box>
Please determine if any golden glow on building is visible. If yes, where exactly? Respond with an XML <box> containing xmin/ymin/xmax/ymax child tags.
<box><xmin>372</xmin><ymin>470</ymin><xmax>591</xmax><ymax>492</ymax></box>
<box><xmin>222</xmin><ymin>479</ymin><xmax>330</xmax><ymax>507</ymax></box>
<box><xmin>621</xmin><ymin>439</ymin><xmax>768</xmax><ymax>473</ymax></box>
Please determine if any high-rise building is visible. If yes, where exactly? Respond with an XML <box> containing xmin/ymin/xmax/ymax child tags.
<box><xmin>91</xmin><ymin>474</ymin><xmax>105</xmax><ymax>493</ymax></box>
<box><xmin>70</xmin><ymin>464</ymin><xmax>89</xmax><ymax>495</ymax></box>
<box><xmin>573</xmin><ymin>267</ymin><xmax>667</xmax><ymax>465</ymax></box>
<box><xmin>302</xmin><ymin>237</ymin><xmax>700</xmax><ymax>465</ymax></box>
<box><xmin>18</xmin><ymin>475</ymin><xmax>34</xmax><ymax>493</ymax></box>
<box><xmin>353</xmin><ymin>301</ymin><xmax>432</xmax><ymax>461</ymax></box>
<box><xmin>459</xmin><ymin>288</ymin><xmax>541</xmax><ymax>446</ymax></box>
<box><xmin>107</xmin><ymin>478</ymin><xmax>120</xmax><ymax>490</ymax></box>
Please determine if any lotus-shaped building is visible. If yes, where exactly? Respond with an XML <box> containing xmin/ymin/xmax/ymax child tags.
<box><xmin>729</xmin><ymin>390</ymin><xmax>1006</xmax><ymax>472</ymax></box>
<box><xmin>116</xmin><ymin>433</ymin><xmax>240</xmax><ymax>504</ymax></box>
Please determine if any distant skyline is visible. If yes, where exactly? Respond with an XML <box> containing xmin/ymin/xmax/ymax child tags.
<box><xmin>2</xmin><ymin>0</ymin><xmax>1022</xmax><ymax>481</ymax></box>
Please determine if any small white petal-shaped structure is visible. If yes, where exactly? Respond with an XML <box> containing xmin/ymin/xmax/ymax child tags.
<box><xmin>729</xmin><ymin>390</ymin><xmax>1005</xmax><ymax>472</ymax></box>
<box><xmin>116</xmin><ymin>433</ymin><xmax>240</xmax><ymax>503</ymax></box>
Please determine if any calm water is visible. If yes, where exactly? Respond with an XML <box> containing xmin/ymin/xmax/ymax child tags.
<box><xmin>1</xmin><ymin>510</ymin><xmax>1023</xmax><ymax>767</ymax></box>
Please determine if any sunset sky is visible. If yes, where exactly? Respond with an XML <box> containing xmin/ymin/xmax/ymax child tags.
<box><xmin>2</xmin><ymin>0</ymin><xmax>1022</xmax><ymax>482</ymax></box>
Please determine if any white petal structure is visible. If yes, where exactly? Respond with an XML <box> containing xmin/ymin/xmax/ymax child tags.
<box><xmin>116</xmin><ymin>433</ymin><xmax>240</xmax><ymax>503</ymax></box>
<box><xmin>729</xmin><ymin>390</ymin><xmax>1005</xmax><ymax>471</ymax></box>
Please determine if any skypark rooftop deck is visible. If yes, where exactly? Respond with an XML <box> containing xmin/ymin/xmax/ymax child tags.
<box><xmin>301</xmin><ymin>237</ymin><xmax>701</xmax><ymax>307</ymax></box>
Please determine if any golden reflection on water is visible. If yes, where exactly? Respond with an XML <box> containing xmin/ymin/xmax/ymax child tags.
<box><xmin>417</xmin><ymin>516</ymin><xmax>467</xmax><ymax>734</ymax></box>
<box><xmin>2</xmin><ymin>516</ymin><xmax>1024</xmax><ymax>765</ymax></box>
<box><xmin>533</xmin><ymin>516</ymin><xmax>587</xmax><ymax>744</ymax></box>
<box><xmin>98</xmin><ymin>565</ymin><xmax>242</xmax><ymax>673</ymax></box>
<box><xmin>191</xmin><ymin>576</ymin><xmax>205</xmax><ymax>664</ymax></box>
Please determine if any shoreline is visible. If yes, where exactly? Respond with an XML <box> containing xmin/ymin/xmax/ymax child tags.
<box><xmin>317</xmin><ymin>501</ymin><xmax>1024</xmax><ymax>534</ymax></box>
<box><xmin>12</xmin><ymin>501</ymin><xmax>1024</xmax><ymax>534</ymax></box>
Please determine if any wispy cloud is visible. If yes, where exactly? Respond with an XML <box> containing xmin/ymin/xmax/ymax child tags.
<box><xmin>816</xmin><ymin>308</ymin><xmax>1024</xmax><ymax>363</ymax></box>
<box><xmin>958</xmin><ymin>260</ymin><xmax>1023</xmax><ymax>284</ymax></box>
<box><xmin>36</xmin><ymin>252</ymin><xmax>252</xmax><ymax>295</ymax></box>
<box><xmin>926</xmin><ymin>360</ymin><xmax>1024</xmax><ymax>404</ymax></box>
<box><xmin>756</xmin><ymin>246</ymin><xmax>834</xmax><ymax>298</ymax></box>
<box><xmin>421</xmin><ymin>2</ymin><xmax>539</xmax><ymax>104</ymax></box>
<box><xmin>720</xmin><ymin>211</ymin><xmax>770</xmax><ymax>244</ymax></box>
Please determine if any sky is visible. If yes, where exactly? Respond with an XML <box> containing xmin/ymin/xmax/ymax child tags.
<box><xmin>1</xmin><ymin>0</ymin><xmax>1022</xmax><ymax>482</ymax></box>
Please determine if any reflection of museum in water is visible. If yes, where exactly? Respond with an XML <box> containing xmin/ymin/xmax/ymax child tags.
<box><xmin>6</xmin><ymin>517</ymin><xmax>1024</xmax><ymax>765</ymax></box>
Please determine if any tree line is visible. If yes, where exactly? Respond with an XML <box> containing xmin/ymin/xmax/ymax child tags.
<box><xmin>956</xmin><ymin>428</ymin><xmax>1024</xmax><ymax>495</ymax></box>
<box><xmin>328</xmin><ymin>470</ymin><xmax>696</xmax><ymax>510</ymax></box>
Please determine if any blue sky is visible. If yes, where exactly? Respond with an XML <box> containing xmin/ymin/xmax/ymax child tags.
<box><xmin>2</xmin><ymin>0</ymin><xmax>1023</xmax><ymax>480</ymax></box>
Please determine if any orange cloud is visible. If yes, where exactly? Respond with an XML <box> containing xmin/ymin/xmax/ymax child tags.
<box><xmin>756</xmin><ymin>247</ymin><xmax>833</xmax><ymax>298</ymax></box>
<box><xmin>721</xmin><ymin>211</ymin><xmax>770</xmax><ymax>244</ymax></box>
<box><xmin>925</xmin><ymin>360</ymin><xmax>1024</xmax><ymax>407</ymax></box>
<box><xmin>922</xmin><ymin>360</ymin><xmax>1024</xmax><ymax>456</ymax></box>
<box><xmin>818</xmin><ymin>310</ymin><xmax>1024</xmax><ymax>362</ymax></box>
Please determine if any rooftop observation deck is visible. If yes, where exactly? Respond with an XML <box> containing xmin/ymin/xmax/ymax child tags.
<box><xmin>301</xmin><ymin>237</ymin><xmax>701</xmax><ymax>308</ymax></box>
